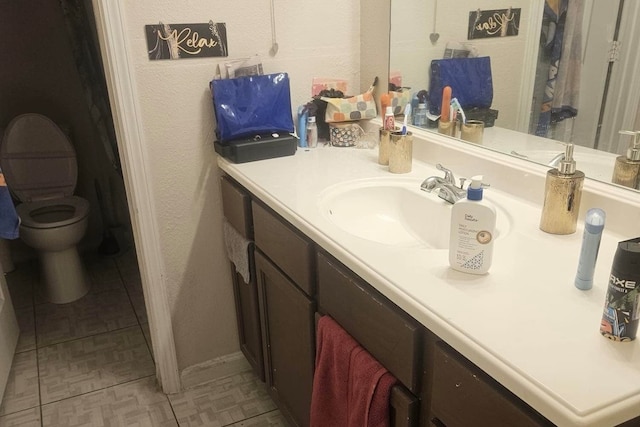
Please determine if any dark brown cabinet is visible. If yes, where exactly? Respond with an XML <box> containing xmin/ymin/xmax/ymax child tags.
<box><xmin>220</xmin><ymin>176</ymin><xmax>264</xmax><ymax>380</ymax></box>
<box><xmin>251</xmin><ymin>199</ymin><xmax>316</xmax><ymax>427</ymax></box>
<box><xmin>255</xmin><ymin>250</ymin><xmax>316</xmax><ymax>427</ymax></box>
<box><xmin>221</xmin><ymin>173</ymin><xmax>631</xmax><ymax>427</ymax></box>
<box><xmin>430</xmin><ymin>342</ymin><xmax>552</xmax><ymax>427</ymax></box>
<box><xmin>316</xmin><ymin>251</ymin><xmax>421</xmax><ymax>427</ymax></box>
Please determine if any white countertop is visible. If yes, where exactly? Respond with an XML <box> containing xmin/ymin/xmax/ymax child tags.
<box><xmin>218</xmin><ymin>139</ymin><xmax>640</xmax><ymax>427</ymax></box>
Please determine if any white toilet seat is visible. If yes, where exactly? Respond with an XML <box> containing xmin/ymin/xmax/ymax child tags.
<box><xmin>16</xmin><ymin>196</ymin><xmax>89</xmax><ymax>229</ymax></box>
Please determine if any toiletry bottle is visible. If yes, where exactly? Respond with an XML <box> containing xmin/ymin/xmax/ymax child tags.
<box><xmin>539</xmin><ymin>143</ymin><xmax>585</xmax><ymax>235</ymax></box>
<box><xmin>410</xmin><ymin>94</ymin><xmax>419</xmax><ymax>121</ymax></box>
<box><xmin>413</xmin><ymin>103</ymin><xmax>428</xmax><ymax>127</ymax></box>
<box><xmin>297</xmin><ymin>105</ymin><xmax>308</xmax><ymax>148</ymax></box>
<box><xmin>611</xmin><ymin>130</ymin><xmax>640</xmax><ymax>189</ymax></box>
<box><xmin>384</xmin><ymin>106</ymin><xmax>395</xmax><ymax>131</ymax></box>
<box><xmin>600</xmin><ymin>237</ymin><xmax>640</xmax><ymax>341</ymax></box>
<box><xmin>307</xmin><ymin>116</ymin><xmax>318</xmax><ymax>148</ymax></box>
<box><xmin>449</xmin><ymin>176</ymin><xmax>496</xmax><ymax>275</ymax></box>
<box><xmin>575</xmin><ymin>208</ymin><xmax>606</xmax><ymax>290</ymax></box>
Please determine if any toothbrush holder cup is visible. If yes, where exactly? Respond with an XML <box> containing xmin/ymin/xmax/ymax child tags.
<box><xmin>378</xmin><ymin>126</ymin><xmax>399</xmax><ymax>165</ymax></box>
<box><xmin>389</xmin><ymin>131</ymin><xmax>413</xmax><ymax>174</ymax></box>
<box><xmin>460</xmin><ymin>120</ymin><xmax>485</xmax><ymax>144</ymax></box>
<box><xmin>438</xmin><ymin>120</ymin><xmax>458</xmax><ymax>137</ymax></box>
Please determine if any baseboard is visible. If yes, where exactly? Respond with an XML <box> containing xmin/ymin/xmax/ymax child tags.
<box><xmin>180</xmin><ymin>351</ymin><xmax>252</xmax><ymax>390</ymax></box>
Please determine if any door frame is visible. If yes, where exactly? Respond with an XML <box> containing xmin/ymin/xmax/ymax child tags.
<box><xmin>91</xmin><ymin>0</ymin><xmax>181</xmax><ymax>394</ymax></box>
<box><xmin>599</xmin><ymin>0</ymin><xmax>640</xmax><ymax>153</ymax></box>
<box><xmin>0</xmin><ymin>264</ymin><xmax>19</xmax><ymax>402</ymax></box>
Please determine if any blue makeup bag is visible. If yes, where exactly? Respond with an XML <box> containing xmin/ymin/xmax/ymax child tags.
<box><xmin>210</xmin><ymin>73</ymin><xmax>294</xmax><ymax>142</ymax></box>
<box><xmin>428</xmin><ymin>57</ymin><xmax>494</xmax><ymax>116</ymax></box>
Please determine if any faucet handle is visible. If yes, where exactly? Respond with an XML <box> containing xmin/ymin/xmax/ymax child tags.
<box><xmin>436</xmin><ymin>163</ymin><xmax>456</xmax><ymax>184</ymax></box>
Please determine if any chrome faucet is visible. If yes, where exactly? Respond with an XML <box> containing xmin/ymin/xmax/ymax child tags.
<box><xmin>420</xmin><ymin>164</ymin><xmax>466</xmax><ymax>204</ymax></box>
<box><xmin>548</xmin><ymin>152</ymin><xmax>565</xmax><ymax>167</ymax></box>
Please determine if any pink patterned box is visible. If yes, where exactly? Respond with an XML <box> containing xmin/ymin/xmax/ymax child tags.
<box><xmin>312</xmin><ymin>78</ymin><xmax>348</xmax><ymax>97</ymax></box>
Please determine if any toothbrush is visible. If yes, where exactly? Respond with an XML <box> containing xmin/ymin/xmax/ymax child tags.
<box><xmin>402</xmin><ymin>103</ymin><xmax>411</xmax><ymax>135</ymax></box>
<box><xmin>450</xmin><ymin>97</ymin><xmax>467</xmax><ymax>124</ymax></box>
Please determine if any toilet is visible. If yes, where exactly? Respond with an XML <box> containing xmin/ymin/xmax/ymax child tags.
<box><xmin>0</xmin><ymin>113</ymin><xmax>91</xmax><ymax>304</ymax></box>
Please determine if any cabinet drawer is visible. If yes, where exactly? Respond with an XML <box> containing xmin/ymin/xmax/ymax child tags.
<box><xmin>431</xmin><ymin>342</ymin><xmax>551</xmax><ymax>427</ymax></box>
<box><xmin>317</xmin><ymin>251</ymin><xmax>423</xmax><ymax>393</ymax></box>
<box><xmin>221</xmin><ymin>176</ymin><xmax>252</xmax><ymax>239</ymax></box>
<box><xmin>252</xmin><ymin>200</ymin><xmax>315</xmax><ymax>296</ymax></box>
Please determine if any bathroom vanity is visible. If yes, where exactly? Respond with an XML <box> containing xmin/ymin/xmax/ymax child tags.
<box><xmin>218</xmin><ymin>128</ymin><xmax>640</xmax><ymax>427</ymax></box>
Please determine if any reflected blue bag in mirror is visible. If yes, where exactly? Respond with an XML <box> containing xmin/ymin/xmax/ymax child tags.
<box><xmin>210</xmin><ymin>73</ymin><xmax>294</xmax><ymax>142</ymax></box>
<box><xmin>428</xmin><ymin>57</ymin><xmax>493</xmax><ymax>115</ymax></box>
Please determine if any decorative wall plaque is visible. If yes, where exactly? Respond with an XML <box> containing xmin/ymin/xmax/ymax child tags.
<box><xmin>145</xmin><ymin>21</ymin><xmax>228</xmax><ymax>60</ymax></box>
<box><xmin>468</xmin><ymin>8</ymin><xmax>521</xmax><ymax>40</ymax></box>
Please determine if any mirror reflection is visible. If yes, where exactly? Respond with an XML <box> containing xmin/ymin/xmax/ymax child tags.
<box><xmin>390</xmin><ymin>0</ymin><xmax>640</xmax><ymax>191</ymax></box>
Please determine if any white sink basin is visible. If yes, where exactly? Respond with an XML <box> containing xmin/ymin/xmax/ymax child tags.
<box><xmin>318</xmin><ymin>177</ymin><xmax>511</xmax><ymax>249</ymax></box>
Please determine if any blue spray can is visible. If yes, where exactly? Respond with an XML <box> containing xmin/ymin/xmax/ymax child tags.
<box><xmin>575</xmin><ymin>208</ymin><xmax>605</xmax><ymax>290</ymax></box>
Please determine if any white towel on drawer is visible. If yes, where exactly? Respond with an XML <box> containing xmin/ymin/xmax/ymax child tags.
<box><xmin>223</xmin><ymin>219</ymin><xmax>251</xmax><ymax>283</ymax></box>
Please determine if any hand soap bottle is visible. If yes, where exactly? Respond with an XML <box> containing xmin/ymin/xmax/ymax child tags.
<box><xmin>449</xmin><ymin>176</ymin><xmax>496</xmax><ymax>275</ymax></box>
<box><xmin>539</xmin><ymin>143</ymin><xmax>585</xmax><ymax>235</ymax></box>
<box><xmin>611</xmin><ymin>130</ymin><xmax>640</xmax><ymax>189</ymax></box>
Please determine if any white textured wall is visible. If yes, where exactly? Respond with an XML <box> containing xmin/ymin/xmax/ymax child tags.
<box><xmin>119</xmin><ymin>1</ymin><xmax>360</xmax><ymax>371</ymax></box>
<box><xmin>390</xmin><ymin>0</ymin><xmax>533</xmax><ymax>129</ymax></box>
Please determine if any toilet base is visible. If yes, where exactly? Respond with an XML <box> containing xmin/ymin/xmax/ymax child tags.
<box><xmin>38</xmin><ymin>247</ymin><xmax>90</xmax><ymax>304</ymax></box>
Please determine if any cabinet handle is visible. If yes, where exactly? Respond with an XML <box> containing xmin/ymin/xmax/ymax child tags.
<box><xmin>430</xmin><ymin>417</ymin><xmax>446</xmax><ymax>427</ymax></box>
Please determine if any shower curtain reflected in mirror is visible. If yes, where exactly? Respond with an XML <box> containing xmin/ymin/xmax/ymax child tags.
<box><xmin>59</xmin><ymin>0</ymin><xmax>120</xmax><ymax>174</ymax></box>
<box><xmin>532</xmin><ymin>0</ymin><xmax>584</xmax><ymax>140</ymax></box>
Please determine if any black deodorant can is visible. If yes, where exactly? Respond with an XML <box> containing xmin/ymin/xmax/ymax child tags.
<box><xmin>600</xmin><ymin>238</ymin><xmax>640</xmax><ymax>341</ymax></box>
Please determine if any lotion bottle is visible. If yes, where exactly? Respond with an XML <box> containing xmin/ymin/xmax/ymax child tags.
<box><xmin>539</xmin><ymin>143</ymin><xmax>585</xmax><ymax>235</ymax></box>
<box><xmin>611</xmin><ymin>130</ymin><xmax>640</xmax><ymax>189</ymax></box>
<box><xmin>449</xmin><ymin>176</ymin><xmax>496</xmax><ymax>275</ymax></box>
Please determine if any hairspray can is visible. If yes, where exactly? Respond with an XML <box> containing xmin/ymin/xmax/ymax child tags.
<box><xmin>600</xmin><ymin>238</ymin><xmax>640</xmax><ymax>341</ymax></box>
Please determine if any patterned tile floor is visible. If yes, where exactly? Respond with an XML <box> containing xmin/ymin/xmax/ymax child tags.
<box><xmin>0</xmin><ymin>250</ymin><xmax>287</xmax><ymax>427</ymax></box>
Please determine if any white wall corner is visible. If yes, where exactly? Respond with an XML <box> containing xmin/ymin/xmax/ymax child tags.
<box><xmin>360</xmin><ymin>0</ymin><xmax>391</xmax><ymax>112</ymax></box>
<box><xmin>91</xmin><ymin>0</ymin><xmax>181</xmax><ymax>394</ymax></box>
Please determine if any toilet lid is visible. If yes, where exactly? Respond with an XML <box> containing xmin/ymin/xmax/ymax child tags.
<box><xmin>0</xmin><ymin>113</ymin><xmax>77</xmax><ymax>202</ymax></box>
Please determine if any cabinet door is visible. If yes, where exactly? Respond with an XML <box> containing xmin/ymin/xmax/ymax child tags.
<box><xmin>230</xmin><ymin>254</ymin><xmax>264</xmax><ymax>381</ymax></box>
<box><xmin>256</xmin><ymin>250</ymin><xmax>316</xmax><ymax>427</ymax></box>
<box><xmin>317</xmin><ymin>252</ymin><xmax>423</xmax><ymax>394</ymax></box>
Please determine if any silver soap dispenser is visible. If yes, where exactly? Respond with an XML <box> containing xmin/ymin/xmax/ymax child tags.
<box><xmin>539</xmin><ymin>143</ymin><xmax>585</xmax><ymax>235</ymax></box>
<box><xmin>611</xmin><ymin>130</ymin><xmax>640</xmax><ymax>189</ymax></box>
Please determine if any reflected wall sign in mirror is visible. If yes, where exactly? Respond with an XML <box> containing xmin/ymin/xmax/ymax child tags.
<box><xmin>389</xmin><ymin>0</ymin><xmax>640</xmax><ymax>191</ymax></box>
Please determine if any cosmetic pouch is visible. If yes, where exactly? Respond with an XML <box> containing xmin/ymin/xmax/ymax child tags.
<box><xmin>210</xmin><ymin>72</ymin><xmax>294</xmax><ymax>142</ymax></box>
<box><xmin>321</xmin><ymin>88</ymin><xmax>377</xmax><ymax>123</ymax></box>
<box><xmin>428</xmin><ymin>56</ymin><xmax>493</xmax><ymax>116</ymax></box>
<box><xmin>389</xmin><ymin>88</ymin><xmax>412</xmax><ymax>115</ymax></box>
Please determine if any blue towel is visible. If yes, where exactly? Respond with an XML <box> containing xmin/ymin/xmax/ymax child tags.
<box><xmin>0</xmin><ymin>171</ymin><xmax>19</xmax><ymax>240</ymax></box>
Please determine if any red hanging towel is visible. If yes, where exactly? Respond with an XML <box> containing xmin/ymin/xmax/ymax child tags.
<box><xmin>310</xmin><ymin>315</ymin><xmax>397</xmax><ymax>427</ymax></box>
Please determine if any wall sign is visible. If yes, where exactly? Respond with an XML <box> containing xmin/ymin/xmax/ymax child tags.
<box><xmin>145</xmin><ymin>21</ymin><xmax>228</xmax><ymax>60</ymax></box>
<box><xmin>468</xmin><ymin>8</ymin><xmax>521</xmax><ymax>40</ymax></box>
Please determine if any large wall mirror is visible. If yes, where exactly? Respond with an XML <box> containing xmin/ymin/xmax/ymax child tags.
<box><xmin>390</xmin><ymin>0</ymin><xmax>640</xmax><ymax>191</ymax></box>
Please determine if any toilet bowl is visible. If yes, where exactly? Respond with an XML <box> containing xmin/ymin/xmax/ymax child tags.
<box><xmin>0</xmin><ymin>114</ymin><xmax>91</xmax><ymax>304</ymax></box>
